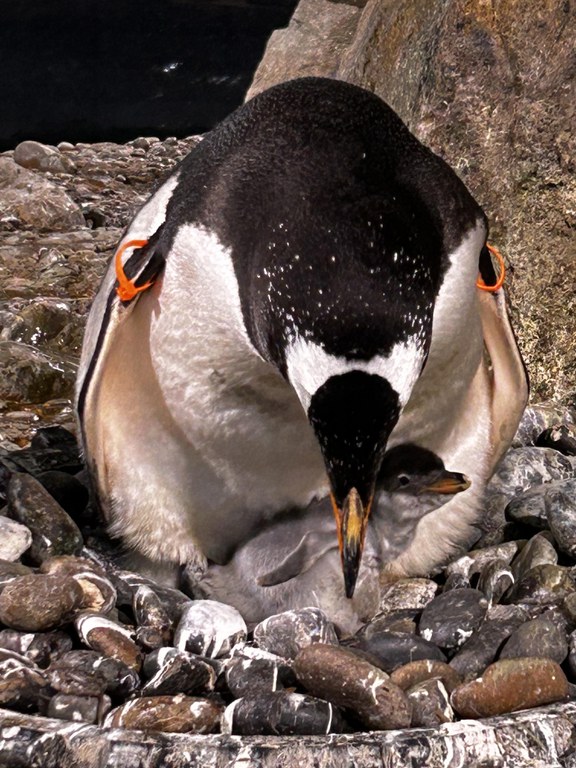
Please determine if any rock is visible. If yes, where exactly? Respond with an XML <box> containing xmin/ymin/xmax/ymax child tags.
<box><xmin>357</xmin><ymin>608</ymin><xmax>419</xmax><ymax>638</ymax></box>
<box><xmin>222</xmin><ymin>691</ymin><xmax>345</xmax><ymax>736</ymax></box>
<box><xmin>476</xmin><ymin>559</ymin><xmax>515</xmax><ymax>606</ymax></box>
<box><xmin>489</xmin><ymin>448</ymin><xmax>575</xmax><ymax>496</ymax></box>
<box><xmin>47</xmin><ymin>649</ymin><xmax>140</xmax><ymax>698</ymax></box>
<box><xmin>407</xmin><ymin>678</ymin><xmax>454</xmax><ymax>727</ymax></box>
<box><xmin>133</xmin><ymin>584</ymin><xmax>173</xmax><ymax>649</ymax></box>
<box><xmin>294</xmin><ymin>644</ymin><xmax>412</xmax><ymax>730</ymax></box>
<box><xmin>110</xmin><ymin>571</ymin><xmax>191</xmax><ymax>625</ymax></box>
<box><xmin>378</xmin><ymin>577</ymin><xmax>438</xmax><ymax>614</ymax></box>
<box><xmin>0</xmin><ymin>655</ymin><xmax>50</xmax><ymax>711</ymax></box>
<box><xmin>505</xmin><ymin>486</ymin><xmax>550</xmax><ymax>529</ymax></box>
<box><xmin>13</xmin><ymin>141</ymin><xmax>76</xmax><ymax>174</ymax></box>
<box><xmin>36</xmin><ymin>471</ymin><xmax>89</xmax><ymax>519</ymax></box>
<box><xmin>499</xmin><ymin>618</ymin><xmax>568</xmax><ymax>665</ymax></box>
<box><xmin>545</xmin><ymin>480</ymin><xmax>576</xmax><ymax>557</ymax></box>
<box><xmin>510</xmin><ymin>532</ymin><xmax>558</xmax><ymax>581</ymax></box>
<box><xmin>253</xmin><ymin>607</ymin><xmax>338</xmax><ymax>660</ymax></box>
<box><xmin>6</xmin><ymin>473</ymin><xmax>83</xmax><ymax>563</ymax></box>
<box><xmin>105</xmin><ymin>695</ymin><xmax>223</xmax><ymax>733</ymax></box>
<box><xmin>445</xmin><ymin>542</ymin><xmax>522</xmax><ymax>581</ymax></box>
<box><xmin>174</xmin><ymin>600</ymin><xmax>247</xmax><ymax>658</ymax></box>
<box><xmin>419</xmin><ymin>589</ymin><xmax>488</xmax><ymax>650</ymax></box>
<box><xmin>47</xmin><ymin>693</ymin><xmax>110</xmax><ymax>724</ymax></box>
<box><xmin>390</xmin><ymin>659</ymin><xmax>462</xmax><ymax>694</ymax></box>
<box><xmin>141</xmin><ymin>648</ymin><xmax>215</xmax><ymax>696</ymax></box>
<box><xmin>75</xmin><ymin>613</ymin><xmax>142</xmax><ymax>671</ymax></box>
<box><xmin>17</xmin><ymin>631</ymin><xmax>73</xmax><ymax>668</ymax></box>
<box><xmin>224</xmin><ymin>656</ymin><xmax>280</xmax><ymax>698</ymax></box>
<box><xmin>357</xmin><ymin>629</ymin><xmax>446</xmax><ymax>672</ymax></box>
<box><xmin>536</xmin><ymin>424</ymin><xmax>576</xmax><ymax>456</ymax></box>
<box><xmin>514</xmin><ymin>407</ymin><xmax>576</xmax><ymax>447</ymax></box>
<box><xmin>0</xmin><ymin>574</ymin><xmax>84</xmax><ymax>631</ymax></box>
<box><xmin>507</xmin><ymin>564</ymin><xmax>576</xmax><ymax>606</ymax></box>
<box><xmin>0</xmin><ymin>559</ymin><xmax>34</xmax><ymax>589</ymax></box>
<box><xmin>451</xmin><ymin>658</ymin><xmax>569</xmax><ymax>718</ymax></box>
<box><xmin>0</xmin><ymin>341</ymin><xmax>78</xmax><ymax>405</ymax></box>
<box><xmin>0</xmin><ymin>515</ymin><xmax>31</xmax><ymax>561</ymax></box>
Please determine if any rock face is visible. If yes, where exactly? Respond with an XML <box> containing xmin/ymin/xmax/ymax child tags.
<box><xmin>249</xmin><ymin>0</ymin><xmax>576</xmax><ymax>404</ymax></box>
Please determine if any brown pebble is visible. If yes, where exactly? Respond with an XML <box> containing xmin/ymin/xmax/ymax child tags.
<box><xmin>104</xmin><ymin>694</ymin><xmax>223</xmax><ymax>733</ymax></box>
<box><xmin>407</xmin><ymin>678</ymin><xmax>454</xmax><ymax>727</ymax></box>
<box><xmin>0</xmin><ymin>574</ymin><xmax>84</xmax><ymax>631</ymax></box>
<box><xmin>294</xmin><ymin>643</ymin><xmax>412</xmax><ymax>730</ymax></box>
<box><xmin>450</xmin><ymin>657</ymin><xmax>569</xmax><ymax>718</ymax></box>
<box><xmin>390</xmin><ymin>659</ymin><xmax>462</xmax><ymax>694</ymax></box>
<box><xmin>75</xmin><ymin>613</ymin><xmax>142</xmax><ymax>671</ymax></box>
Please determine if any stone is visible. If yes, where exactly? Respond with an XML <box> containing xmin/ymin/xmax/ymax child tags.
<box><xmin>13</xmin><ymin>141</ymin><xmax>76</xmax><ymax>174</ymax></box>
<box><xmin>0</xmin><ymin>655</ymin><xmax>50</xmax><ymax>711</ymax></box>
<box><xmin>390</xmin><ymin>660</ymin><xmax>462</xmax><ymax>694</ymax></box>
<box><xmin>47</xmin><ymin>649</ymin><xmax>139</xmax><ymax>697</ymax></box>
<box><xmin>357</xmin><ymin>629</ymin><xmax>446</xmax><ymax>672</ymax></box>
<box><xmin>0</xmin><ymin>559</ymin><xmax>34</xmax><ymax>589</ymax></box>
<box><xmin>174</xmin><ymin>600</ymin><xmax>247</xmax><ymax>658</ymax></box>
<box><xmin>0</xmin><ymin>341</ymin><xmax>78</xmax><ymax>406</ymax></box>
<box><xmin>133</xmin><ymin>584</ymin><xmax>173</xmax><ymax>649</ymax></box>
<box><xmin>253</xmin><ymin>607</ymin><xmax>338</xmax><ymax>660</ymax></box>
<box><xmin>499</xmin><ymin>618</ymin><xmax>568</xmax><ymax>665</ymax></box>
<box><xmin>407</xmin><ymin>678</ymin><xmax>454</xmax><ymax>727</ymax></box>
<box><xmin>510</xmin><ymin>532</ymin><xmax>558</xmax><ymax>581</ymax></box>
<box><xmin>378</xmin><ymin>577</ymin><xmax>438</xmax><ymax>614</ymax></box>
<box><xmin>40</xmin><ymin>556</ymin><xmax>116</xmax><ymax>614</ymax></box>
<box><xmin>545</xmin><ymin>480</ymin><xmax>576</xmax><ymax>558</ymax></box>
<box><xmin>18</xmin><ymin>631</ymin><xmax>73</xmax><ymax>668</ymax></box>
<box><xmin>6</xmin><ymin>472</ymin><xmax>83</xmax><ymax>563</ymax></box>
<box><xmin>476</xmin><ymin>559</ymin><xmax>515</xmax><ymax>606</ymax></box>
<box><xmin>514</xmin><ymin>407</ymin><xmax>576</xmax><ymax>448</ymax></box>
<box><xmin>535</xmin><ymin>425</ymin><xmax>576</xmax><ymax>456</ymax></box>
<box><xmin>224</xmin><ymin>656</ymin><xmax>280</xmax><ymax>698</ymax></box>
<box><xmin>111</xmin><ymin>571</ymin><xmax>191</xmax><ymax>625</ymax></box>
<box><xmin>0</xmin><ymin>515</ymin><xmax>31</xmax><ymax>561</ymax></box>
<box><xmin>141</xmin><ymin>648</ymin><xmax>216</xmax><ymax>696</ymax></box>
<box><xmin>451</xmin><ymin>658</ymin><xmax>569</xmax><ymax>718</ymax></box>
<box><xmin>47</xmin><ymin>693</ymin><xmax>111</xmax><ymax>724</ymax></box>
<box><xmin>223</xmin><ymin>691</ymin><xmax>346</xmax><ymax>736</ymax></box>
<box><xmin>445</xmin><ymin>542</ymin><xmax>522</xmax><ymax>580</ymax></box>
<box><xmin>489</xmin><ymin>448</ymin><xmax>575</xmax><ymax>496</ymax></box>
<box><xmin>36</xmin><ymin>471</ymin><xmax>89</xmax><ymax>519</ymax></box>
<box><xmin>75</xmin><ymin>613</ymin><xmax>142</xmax><ymax>671</ymax></box>
<box><xmin>419</xmin><ymin>589</ymin><xmax>488</xmax><ymax>650</ymax></box>
<box><xmin>294</xmin><ymin>644</ymin><xmax>412</xmax><ymax>730</ymax></box>
<box><xmin>357</xmin><ymin>608</ymin><xmax>419</xmax><ymax>638</ymax></box>
<box><xmin>104</xmin><ymin>695</ymin><xmax>223</xmax><ymax>733</ymax></box>
<box><xmin>507</xmin><ymin>564</ymin><xmax>576</xmax><ymax>606</ymax></box>
<box><xmin>0</xmin><ymin>574</ymin><xmax>84</xmax><ymax>631</ymax></box>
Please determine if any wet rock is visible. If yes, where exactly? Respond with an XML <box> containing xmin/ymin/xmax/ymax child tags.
<box><xmin>111</xmin><ymin>571</ymin><xmax>191</xmax><ymax>625</ymax></box>
<box><xmin>0</xmin><ymin>559</ymin><xmax>34</xmax><ymax>589</ymax></box>
<box><xmin>6</xmin><ymin>473</ymin><xmax>83</xmax><ymax>563</ymax></box>
<box><xmin>47</xmin><ymin>649</ymin><xmax>139</xmax><ymax>697</ymax></box>
<box><xmin>419</xmin><ymin>589</ymin><xmax>488</xmax><ymax>650</ymax></box>
<box><xmin>0</xmin><ymin>515</ymin><xmax>31</xmax><ymax>561</ymax></box>
<box><xmin>505</xmin><ymin>486</ymin><xmax>550</xmax><ymax>529</ymax></box>
<box><xmin>15</xmin><ymin>631</ymin><xmax>73</xmax><ymax>668</ymax></box>
<box><xmin>224</xmin><ymin>656</ymin><xmax>280</xmax><ymax>698</ymax></box>
<box><xmin>13</xmin><ymin>141</ymin><xmax>76</xmax><ymax>174</ymax></box>
<box><xmin>445</xmin><ymin>542</ymin><xmax>522</xmax><ymax>581</ymax></box>
<box><xmin>133</xmin><ymin>584</ymin><xmax>173</xmax><ymax>649</ymax></box>
<box><xmin>40</xmin><ymin>556</ymin><xmax>116</xmax><ymax>614</ymax></box>
<box><xmin>0</xmin><ymin>655</ymin><xmax>50</xmax><ymax>711</ymax></box>
<box><xmin>513</xmin><ymin>407</ymin><xmax>575</xmax><ymax>448</ymax></box>
<box><xmin>378</xmin><ymin>578</ymin><xmax>438</xmax><ymax>614</ymax></box>
<box><xmin>476</xmin><ymin>559</ymin><xmax>515</xmax><ymax>606</ymax></box>
<box><xmin>222</xmin><ymin>691</ymin><xmax>345</xmax><ymax>736</ymax></box>
<box><xmin>449</xmin><ymin>606</ymin><xmax>529</xmax><ymax>679</ymax></box>
<box><xmin>47</xmin><ymin>693</ymin><xmax>111</xmax><ymax>724</ymax></box>
<box><xmin>356</xmin><ymin>629</ymin><xmax>446</xmax><ymax>672</ymax></box>
<box><xmin>489</xmin><ymin>447</ymin><xmax>575</xmax><ymax>496</ymax></box>
<box><xmin>407</xmin><ymin>678</ymin><xmax>454</xmax><ymax>727</ymax></box>
<box><xmin>141</xmin><ymin>648</ymin><xmax>215</xmax><ymax>696</ymax></box>
<box><xmin>510</xmin><ymin>532</ymin><xmax>558</xmax><ymax>581</ymax></box>
<box><xmin>390</xmin><ymin>659</ymin><xmax>462</xmax><ymax>694</ymax></box>
<box><xmin>499</xmin><ymin>617</ymin><xmax>568</xmax><ymax>664</ymax></box>
<box><xmin>357</xmin><ymin>608</ymin><xmax>419</xmax><ymax>637</ymax></box>
<box><xmin>507</xmin><ymin>564</ymin><xmax>576</xmax><ymax>606</ymax></box>
<box><xmin>0</xmin><ymin>341</ymin><xmax>78</xmax><ymax>405</ymax></box>
<box><xmin>545</xmin><ymin>480</ymin><xmax>576</xmax><ymax>558</ymax></box>
<box><xmin>535</xmin><ymin>425</ymin><xmax>576</xmax><ymax>456</ymax></box>
<box><xmin>0</xmin><ymin>574</ymin><xmax>83</xmax><ymax>631</ymax></box>
<box><xmin>174</xmin><ymin>600</ymin><xmax>247</xmax><ymax>658</ymax></box>
<box><xmin>294</xmin><ymin>644</ymin><xmax>412</xmax><ymax>730</ymax></box>
<box><xmin>104</xmin><ymin>694</ymin><xmax>223</xmax><ymax>734</ymax></box>
<box><xmin>253</xmin><ymin>607</ymin><xmax>338</xmax><ymax>660</ymax></box>
<box><xmin>75</xmin><ymin>613</ymin><xmax>142</xmax><ymax>671</ymax></box>
<box><xmin>451</xmin><ymin>658</ymin><xmax>569</xmax><ymax>718</ymax></box>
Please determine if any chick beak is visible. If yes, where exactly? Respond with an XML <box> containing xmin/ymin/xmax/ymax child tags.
<box><xmin>420</xmin><ymin>470</ymin><xmax>471</xmax><ymax>495</ymax></box>
<box><xmin>331</xmin><ymin>488</ymin><xmax>373</xmax><ymax>599</ymax></box>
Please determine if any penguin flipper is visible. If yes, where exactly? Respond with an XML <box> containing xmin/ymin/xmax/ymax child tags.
<box><xmin>478</xmin><ymin>284</ymin><xmax>529</xmax><ymax>474</ymax></box>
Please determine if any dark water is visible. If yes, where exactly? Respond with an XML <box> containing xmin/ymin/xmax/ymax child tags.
<box><xmin>0</xmin><ymin>0</ymin><xmax>297</xmax><ymax>150</ymax></box>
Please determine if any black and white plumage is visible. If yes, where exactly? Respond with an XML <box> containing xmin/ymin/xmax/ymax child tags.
<box><xmin>76</xmin><ymin>77</ymin><xmax>528</xmax><ymax>598</ymax></box>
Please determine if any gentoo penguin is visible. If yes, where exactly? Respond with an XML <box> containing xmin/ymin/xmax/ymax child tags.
<box><xmin>197</xmin><ymin>444</ymin><xmax>470</xmax><ymax>633</ymax></box>
<box><xmin>76</xmin><ymin>77</ymin><xmax>528</xmax><ymax>598</ymax></box>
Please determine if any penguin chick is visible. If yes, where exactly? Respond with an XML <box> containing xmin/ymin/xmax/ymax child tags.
<box><xmin>76</xmin><ymin>77</ymin><xmax>527</xmax><ymax>598</ymax></box>
<box><xmin>197</xmin><ymin>445</ymin><xmax>468</xmax><ymax>634</ymax></box>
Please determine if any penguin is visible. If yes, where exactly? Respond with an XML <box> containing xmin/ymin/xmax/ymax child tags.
<box><xmin>197</xmin><ymin>444</ymin><xmax>470</xmax><ymax>633</ymax></box>
<box><xmin>76</xmin><ymin>77</ymin><xmax>528</xmax><ymax>598</ymax></box>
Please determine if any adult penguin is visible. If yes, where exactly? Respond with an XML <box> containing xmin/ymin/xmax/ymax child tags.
<box><xmin>76</xmin><ymin>77</ymin><xmax>528</xmax><ymax>597</ymax></box>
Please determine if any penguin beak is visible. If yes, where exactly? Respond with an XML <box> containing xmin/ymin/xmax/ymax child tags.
<box><xmin>419</xmin><ymin>470</ymin><xmax>470</xmax><ymax>495</ymax></box>
<box><xmin>330</xmin><ymin>488</ymin><xmax>373</xmax><ymax>599</ymax></box>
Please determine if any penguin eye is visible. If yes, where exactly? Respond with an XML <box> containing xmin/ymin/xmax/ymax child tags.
<box><xmin>397</xmin><ymin>474</ymin><xmax>411</xmax><ymax>487</ymax></box>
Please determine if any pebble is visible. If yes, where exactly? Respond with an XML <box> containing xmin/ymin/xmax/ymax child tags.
<box><xmin>476</xmin><ymin>559</ymin><xmax>514</xmax><ymax>606</ymax></box>
<box><xmin>390</xmin><ymin>659</ymin><xmax>462</xmax><ymax>694</ymax></box>
<box><xmin>222</xmin><ymin>691</ymin><xmax>345</xmax><ymax>736</ymax></box>
<box><xmin>535</xmin><ymin>424</ymin><xmax>576</xmax><ymax>455</ymax></box>
<box><xmin>141</xmin><ymin>648</ymin><xmax>215</xmax><ymax>696</ymax></box>
<box><xmin>506</xmin><ymin>486</ymin><xmax>551</xmax><ymax>529</ymax></box>
<box><xmin>451</xmin><ymin>658</ymin><xmax>569</xmax><ymax>718</ymax></box>
<box><xmin>419</xmin><ymin>589</ymin><xmax>488</xmax><ymax>650</ymax></box>
<box><xmin>6</xmin><ymin>472</ymin><xmax>83</xmax><ymax>563</ymax></box>
<box><xmin>253</xmin><ymin>607</ymin><xmax>338</xmax><ymax>660</ymax></box>
<box><xmin>294</xmin><ymin>644</ymin><xmax>412</xmax><ymax>730</ymax></box>
<box><xmin>545</xmin><ymin>480</ymin><xmax>576</xmax><ymax>557</ymax></box>
<box><xmin>0</xmin><ymin>559</ymin><xmax>33</xmax><ymax>589</ymax></box>
<box><xmin>356</xmin><ymin>629</ymin><xmax>446</xmax><ymax>672</ymax></box>
<box><xmin>507</xmin><ymin>563</ymin><xmax>576</xmax><ymax>605</ymax></box>
<box><xmin>0</xmin><ymin>515</ymin><xmax>32</xmax><ymax>561</ymax></box>
<box><xmin>407</xmin><ymin>678</ymin><xmax>454</xmax><ymax>727</ymax></box>
<box><xmin>224</xmin><ymin>656</ymin><xmax>280</xmax><ymax>698</ymax></box>
<box><xmin>47</xmin><ymin>649</ymin><xmax>139</xmax><ymax>697</ymax></box>
<box><xmin>75</xmin><ymin>613</ymin><xmax>142</xmax><ymax>671</ymax></box>
<box><xmin>13</xmin><ymin>140</ymin><xmax>76</xmax><ymax>174</ymax></box>
<box><xmin>0</xmin><ymin>573</ymin><xmax>84</xmax><ymax>631</ymax></box>
<box><xmin>174</xmin><ymin>600</ymin><xmax>247</xmax><ymax>658</ymax></box>
<box><xmin>445</xmin><ymin>542</ymin><xmax>522</xmax><ymax>581</ymax></box>
<box><xmin>47</xmin><ymin>693</ymin><xmax>111</xmax><ymax>724</ymax></box>
<box><xmin>35</xmin><ymin>470</ymin><xmax>89</xmax><ymax>519</ymax></box>
<box><xmin>378</xmin><ymin>578</ymin><xmax>438</xmax><ymax>614</ymax></box>
<box><xmin>499</xmin><ymin>617</ymin><xmax>568</xmax><ymax>664</ymax></box>
<box><xmin>104</xmin><ymin>694</ymin><xmax>223</xmax><ymax>733</ymax></box>
<box><xmin>0</xmin><ymin>654</ymin><xmax>51</xmax><ymax>711</ymax></box>
<box><xmin>510</xmin><ymin>532</ymin><xmax>558</xmax><ymax>581</ymax></box>
<box><xmin>133</xmin><ymin>584</ymin><xmax>173</xmax><ymax>649</ymax></box>
<box><xmin>489</xmin><ymin>446</ymin><xmax>575</xmax><ymax>494</ymax></box>
<box><xmin>41</xmin><ymin>556</ymin><xmax>117</xmax><ymax>614</ymax></box>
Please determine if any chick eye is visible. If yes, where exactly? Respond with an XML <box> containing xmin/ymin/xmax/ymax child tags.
<box><xmin>397</xmin><ymin>474</ymin><xmax>410</xmax><ymax>487</ymax></box>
